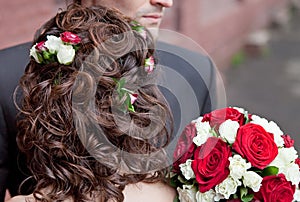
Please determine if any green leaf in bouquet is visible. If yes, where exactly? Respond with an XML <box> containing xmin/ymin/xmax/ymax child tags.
<box><xmin>169</xmin><ymin>173</ymin><xmax>183</xmax><ymax>188</ymax></box>
<box><xmin>178</xmin><ymin>175</ymin><xmax>188</xmax><ymax>184</ymax></box>
<box><xmin>241</xmin><ymin>194</ymin><xmax>254</xmax><ymax>202</ymax></box>
<box><xmin>210</xmin><ymin>128</ymin><xmax>219</xmax><ymax>137</ymax></box>
<box><xmin>173</xmin><ymin>196</ymin><xmax>179</xmax><ymax>202</ymax></box>
<box><xmin>239</xmin><ymin>187</ymin><xmax>254</xmax><ymax>202</ymax></box>
<box><xmin>169</xmin><ymin>179</ymin><xmax>178</xmax><ymax>188</ymax></box>
<box><xmin>240</xmin><ymin>187</ymin><xmax>248</xmax><ymax>198</ymax></box>
<box><xmin>169</xmin><ymin>176</ymin><xmax>179</xmax><ymax>188</ymax></box>
<box><xmin>262</xmin><ymin>166</ymin><xmax>279</xmax><ymax>177</ymax></box>
<box><xmin>244</xmin><ymin>111</ymin><xmax>251</xmax><ymax>124</ymax></box>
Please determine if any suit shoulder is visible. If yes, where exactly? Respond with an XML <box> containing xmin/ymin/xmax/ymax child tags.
<box><xmin>156</xmin><ymin>41</ymin><xmax>209</xmax><ymax>61</ymax></box>
<box><xmin>0</xmin><ymin>42</ymin><xmax>31</xmax><ymax>89</ymax></box>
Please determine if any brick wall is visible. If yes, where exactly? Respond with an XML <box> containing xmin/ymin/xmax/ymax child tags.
<box><xmin>0</xmin><ymin>0</ymin><xmax>66</xmax><ymax>49</ymax></box>
<box><xmin>0</xmin><ymin>0</ymin><xmax>291</xmax><ymax>68</ymax></box>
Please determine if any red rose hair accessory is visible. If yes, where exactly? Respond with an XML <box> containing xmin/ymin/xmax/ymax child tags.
<box><xmin>29</xmin><ymin>31</ymin><xmax>81</xmax><ymax>65</ymax></box>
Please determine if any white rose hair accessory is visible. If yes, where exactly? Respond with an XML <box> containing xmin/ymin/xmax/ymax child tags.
<box><xmin>30</xmin><ymin>31</ymin><xmax>81</xmax><ymax>65</ymax></box>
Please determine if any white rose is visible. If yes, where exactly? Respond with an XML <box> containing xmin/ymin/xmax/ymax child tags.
<box><xmin>219</xmin><ymin>120</ymin><xmax>239</xmax><ymax>144</ymax></box>
<box><xmin>195</xmin><ymin>189</ymin><xmax>215</xmax><ymax>202</ymax></box>
<box><xmin>280</xmin><ymin>163</ymin><xmax>300</xmax><ymax>185</ymax></box>
<box><xmin>193</xmin><ymin>120</ymin><xmax>212</xmax><ymax>146</ymax></box>
<box><xmin>177</xmin><ymin>185</ymin><xmax>197</xmax><ymax>202</ymax></box>
<box><xmin>293</xmin><ymin>188</ymin><xmax>300</xmax><ymax>202</ymax></box>
<box><xmin>270</xmin><ymin>147</ymin><xmax>298</xmax><ymax>168</ymax></box>
<box><xmin>29</xmin><ymin>44</ymin><xmax>41</xmax><ymax>63</ymax></box>
<box><xmin>267</xmin><ymin>121</ymin><xmax>285</xmax><ymax>146</ymax></box>
<box><xmin>45</xmin><ymin>35</ymin><xmax>63</xmax><ymax>54</ymax></box>
<box><xmin>232</xmin><ymin>106</ymin><xmax>247</xmax><ymax>115</ymax></box>
<box><xmin>229</xmin><ymin>154</ymin><xmax>251</xmax><ymax>180</ymax></box>
<box><xmin>214</xmin><ymin>193</ymin><xmax>225</xmax><ymax>201</ymax></box>
<box><xmin>192</xmin><ymin>116</ymin><xmax>203</xmax><ymax>123</ymax></box>
<box><xmin>250</xmin><ymin>115</ymin><xmax>284</xmax><ymax>147</ymax></box>
<box><xmin>57</xmin><ymin>44</ymin><xmax>76</xmax><ymax>65</ymax></box>
<box><xmin>242</xmin><ymin>171</ymin><xmax>263</xmax><ymax>192</ymax></box>
<box><xmin>215</xmin><ymin>176</ymin><xmax>241</xmax><ymax>199</ymax></box>
<box><xmin>179</xmin><ymin>159</ymin><xmax>195</xmax><ymax>180</ymax></box>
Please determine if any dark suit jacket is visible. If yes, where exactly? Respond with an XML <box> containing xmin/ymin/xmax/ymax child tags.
<box><xmin>0</xmin><ymin>41</ymin><xmax>217</xmax><ymax>201</ymax></box>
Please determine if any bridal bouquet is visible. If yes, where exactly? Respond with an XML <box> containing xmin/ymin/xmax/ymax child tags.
<box><xmin>171</xmin><ymin>107</ymin><xmax>300</xmax><ymax>202</ymax></box>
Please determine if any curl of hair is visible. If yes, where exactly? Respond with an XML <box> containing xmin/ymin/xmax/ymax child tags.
<box><xmin>16</xmin><ymin>4</ymin><xmax>173</xmax><ymax>202</ymax></box>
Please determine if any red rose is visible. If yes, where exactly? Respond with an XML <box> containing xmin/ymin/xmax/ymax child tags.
<box><xmin>232</xmin><ymin>123</ymin><xmax>278</xmax><ymax>169</ymax></box>
<box><xmin>282</xmin><ymin>134</ymin><xmax>295</xmax><ymax>148</ymax></box>
<box><xmin>191</xmin><ymin>137</ymin><xmax>231</xmax><ymax>193</ymax></box>
<box><xmin>202</xmin><ymin>108</ymin><xmax>245</xmax><ymax>128</ymax></box>
<box><xmin>173</xmin><ymin>123</ymin><xmax>196</xmax><ymax>172</ymax></box>
<box><xmin>254</xmin><ymin>174</ymin><xmax>295</xmax><ymax>202</ymax></box>
<box><xmin>295</xmin><ymin>158</ymin><xmax>300</xmax><ymax>170</ymax></box>
<box><xmin>35</xmin><ymin>41</ymin><xmax>46</xmax><ymax>51</ymax></box>
<box><xmin>60</xmin><ymin>31</ymin><xmax>81</xmax><ymax>44</ymax></box>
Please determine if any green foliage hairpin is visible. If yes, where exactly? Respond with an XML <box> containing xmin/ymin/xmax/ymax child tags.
<box><xmin>113</xmin><ymin>78</ymin><xmax>138</xmax><ymax>113</ymax></box>
<box><xmin>130</xmin><ymin>20</ymin><xmax>147</xmax><ymax>39</ymax></box>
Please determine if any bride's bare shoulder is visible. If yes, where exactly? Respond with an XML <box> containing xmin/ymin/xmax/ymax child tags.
<box><xmin>123</xmin><ymin>181</ymin><xmax>176</xmax><ymax>202</ymax></box>
<box><xmin>6</xmin><ymin>194</ymin><xmax>34</xmax><ymax>202</ymax></box>
<box><xmin>7</xmin><ymin>182</ymin><xmax>176</xmax><ymax>202</ymax></box>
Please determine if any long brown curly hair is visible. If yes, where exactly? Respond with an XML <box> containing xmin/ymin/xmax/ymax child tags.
<box><xmin>16</xmin><ymin>4</ymin><xmax>173</xmax><ymax>202</ymax></box>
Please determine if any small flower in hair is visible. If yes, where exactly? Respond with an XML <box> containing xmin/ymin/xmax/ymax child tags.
<box><xmin>35</xmin><ymin>41</ymin><xmax>47</xmax><ymax>51</ymax></box>
<box><xmin>144</xmin><ymin>56</ymin><xmax>155</xmax><ymax>73</ymax></box>
<box><xmin>129</xmin><ymin>93</ymin><xmax>138</xmax><ymax>105</ymax></box>
<box><xmin>114</xmin><ymin>78</ymin><xmax>138</xmax><ymax>113</ymax></box>
<box><xmin>30</xmin><ymin>31</ymin><xmax>81</xmax><ymax>65</ymax></box>
<box><xmin>60</xmin><ymin>31</ymin><xmax>81</xmax><ymax>44</ymax></box>
<box><xmin>130</xmin><ymin>20</ymin><xmax>147</xmax><ymax>39</ymax></box>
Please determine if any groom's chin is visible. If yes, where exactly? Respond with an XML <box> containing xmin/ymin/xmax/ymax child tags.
<box><xmin>147</xmin><ymin>27</ymin><xmax>159</xmax><ymax>40</ymax></box>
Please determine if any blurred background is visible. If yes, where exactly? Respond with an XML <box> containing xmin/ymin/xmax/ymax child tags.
<box><xmin>0</xmin><ymin>0</ymin><xmax>299</xmax><ymax>168</ymax></box>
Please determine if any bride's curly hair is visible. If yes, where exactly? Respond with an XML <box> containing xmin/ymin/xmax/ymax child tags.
<box><xmin>16</xmin><ymin>4</ymin><xmax>173</xmax><ymax>202</ymax></box>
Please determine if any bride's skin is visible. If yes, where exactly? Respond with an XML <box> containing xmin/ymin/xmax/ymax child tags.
<box><xmin>7</xmin><ymin>181</ymin><xmax>176</xmax><ymax>202</ymax></box>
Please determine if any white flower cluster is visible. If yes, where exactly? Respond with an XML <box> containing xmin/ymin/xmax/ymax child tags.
<box><xmin>177</xmin><ymin>185</ymin><xmax>216</xmax><ymax>202</ymax></box>
<box><xmin>30</xmin><ymin>35</ymin><xmax>76</xmax><ymax>65</ymax></box>
<box><xmin>179</xmin><ymin>159</ymin><xmax>195</xmax><ymax>180</ymax></box>
<box><xmin>214</xmin><ymin>154</ymin><xmax>263</xmax><ymax>200</ymax></box>
<box><xmin>270</xmin><ymin>147</ymin><xmax>300</xmax><ymax>185</ymax></box>
<box><xmin>192</xmin><ymin>117</ymin><xmax>213</xmax><ymax>146</ymax></box>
